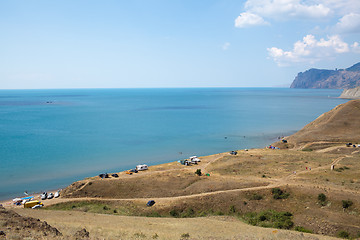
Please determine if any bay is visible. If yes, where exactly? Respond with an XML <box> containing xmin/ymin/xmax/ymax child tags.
<box><xmin>0</xmin><ymin>88</ymin><xmax>347</xmax><ymax>200</ymax></box>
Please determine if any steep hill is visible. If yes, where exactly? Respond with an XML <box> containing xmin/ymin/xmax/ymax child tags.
<box><xmin>290</xmin><ymin>62</ymin><xmax>360</xmax><ymax>89</ymax></box>
<box><xmin>339</xmin><ymin>86</ymin><xmax>360</xmax><ymax>99</ymax></box>
<box><xmin>280</xmin><ymin>99</ymin><xmax>360</xmax><ymax>148</ymax></box>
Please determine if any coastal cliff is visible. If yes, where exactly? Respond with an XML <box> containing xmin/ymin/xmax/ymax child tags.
<box><xmin>339</xmin><ymin>86</ymin><xmax>360</xmax><ymax>99</ymax></box>
<box><xmin>290</xmin><ymin>62</ymin><xmax>360</xmax><ymax>89</ymax></box>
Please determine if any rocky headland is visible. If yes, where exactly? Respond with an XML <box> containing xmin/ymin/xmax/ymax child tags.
<box><xmin>290</xmin><ymin>62</ymin><xmax>360</xmax><ymax>89</ymax></box>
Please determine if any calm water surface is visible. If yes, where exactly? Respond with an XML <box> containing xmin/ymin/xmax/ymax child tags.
<box><xmin>0</xmin><ymin>88</ymin><xmax>347</xmax><ymax>200</ymax></box>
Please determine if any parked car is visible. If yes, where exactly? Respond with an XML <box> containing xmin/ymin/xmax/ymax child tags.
<box><xmin>111</xmin><ymin>173</ymin><xmax>119</xmax><ymax>178</ymax></box>
<box><xmin>32</xmin><ymin>204</ymin><xmax>43</xmax><ymax>209</ymax></box>
<box><xmin>189</xmin><ymin>156</ymin><xmax>200</xmax><ymax>163</ymax></box>
<box><xmin>54</xmin><ymin>191</ymin><xmax>60</xmax><ymax>198</ymax></box>
<box><xmin>129</xmin><ymin>169</ymin><xmax>138</xmax><ymax>173</ymax></box>
<box><xmin>40</xmin><ymin>192</ymin><xmax>47</xmax><ymax>200</ymax></box>
<box><xmin>147</xmin><ymin>200</ymin><xmax>155</xmax><ymax>207</ymax></box>
<box><xmin>47</xmin><ymin>193</ymin><xmax>54</xmax><ymax>199</ymax></box>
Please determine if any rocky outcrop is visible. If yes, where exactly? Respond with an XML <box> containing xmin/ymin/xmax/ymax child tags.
<box><xmin>339</xmin><ymin>86</ymin><xmax>360</xmax><ymax>99</ymax></box>
<box><xmin>290</xmin><ymin>62</ymin><xmax>360</xmax><ymax>89</ymax></box>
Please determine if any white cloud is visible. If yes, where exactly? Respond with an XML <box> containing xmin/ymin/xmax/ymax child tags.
<box><xmin>267</xmin><ymin>34</ymin><xmax>350</xmax><ymax>66</ymax></box>
<box><xmin>334</xmin><ymin>13</ymin><xmax>360</xmax><ymax>33</ymax></box>
<box><xmin>352</xmin><ymin>42</ymin><xmax>360</xmax><ymax>53</ymax></box>
<box><xmin>318</xmin><ymin>0</ymin><xmax>360</xmax><ymax>15</ymax></box>
<box><xmin>243</xmin><ymin>0</ymin><xmax>331</xmax><ymax>20</ymax></box>
<box><xmin>222</xmin><ymin>42</ymin><xmax>230</xmax><ymax>50</ymax></box>
<box><xmin>234</xmin><ymin>12</ymin><xmax>269</xmax><ymax>28</ymax></box>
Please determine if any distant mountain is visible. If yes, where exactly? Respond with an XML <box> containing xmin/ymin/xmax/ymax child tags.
<box><xmin>290</xmin><ymin>62</ymin><xmax>360</xmax><ymax>89</ymax></box>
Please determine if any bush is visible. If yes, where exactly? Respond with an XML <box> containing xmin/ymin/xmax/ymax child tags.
<box><xmin>243</xmin><ymin>210</ymin><xmax>294</xmax><ymax>229</ymax></box>
<box><xmin>271</xmin><ymin>188</ymin><xmax>290</xmax><ymax>199</ymax></box>
<box><xmin>318</xmin><ymin>193</ymin><xmax>327</xmax><ymax>203</ymax></box>
<box><xmin>134</xmin><ymin>232</ymin><xmax>146</xmax><ymax>238</ymax></box>
<box><xmin>342</xmin><ymin>200</ymin><xmax>353</xmax><ymax>209</ymax></box>
<box><xmin>169</xmin><ymin>209</ymin><xmax>179</xmax><ymax>217</ymax></box>
<box><xmin>146</xmin><ymin>211</ymin><xmax>161</xmax><ymax>217</ymax></box>
<box><xmin>181</xmin><ymin>233</ymin><xmax>190</xmax><ymax>239</ymax></box>
<box><xmin>295</xmin><ymin>226</ymin><xmax>313</xmax><ymax>233</ymax></box>
<box><xmin>180</xmin><ymin>208</ymin><xmax>195</xmax><ymax>218</ymax></box>
<box><xmin>337</xmin><ymin>230</ymin><xmax>350</xmax><ymax>239</ymax></box>
<box><xmin>229</xmin><ymin>205</ymin><xmax>236</xmax><ymax>214</ymax></box>
<box><xmin>250</xmin><ymin>194</ymin><xmax>263</xmax><ymax>200</ymax></box>
<box><xmin>195</xmin><ymin>169</ymin><xmax>202</xmax><ymax>176</ymax></box>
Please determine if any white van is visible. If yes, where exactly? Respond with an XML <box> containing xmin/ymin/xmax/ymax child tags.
<box><xmin>136</xmin><ymin>164</ymin><xmax>148</xmax><ymax>171</ymax></box>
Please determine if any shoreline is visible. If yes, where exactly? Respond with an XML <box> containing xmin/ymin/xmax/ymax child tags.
<box><xmin>0</xmin><ymin>132</ymin><xmax>292</xmax><ymax>204</ymax></box>
<box><xmin>0</xmin><ymin>88</ymin><xmax>346</xmax><ymax>204</ymax></box>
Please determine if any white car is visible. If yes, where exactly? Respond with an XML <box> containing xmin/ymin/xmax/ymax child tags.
<box><xmin>54</xmin><ymin>191</ymin><xmax>60</xmax><ymax>198</ymax></box>
<box><xmin>189</xmin><ymin>156</ymin><xmax>200</xmax><ymax>163</ymax></box>
<box><xmin>32</xmin><ymin>204</ymin><xmax>43</xmax><ymax>209</ymax></box>
<box><xmin>47</xmin><ymin>193</ymin><xmax>54</xmax><ymax>199</ymax></box>
<box><xmin>40</xmin><ymin>192</ymin><xmax>47</xmax><ymax>200</ymax></box>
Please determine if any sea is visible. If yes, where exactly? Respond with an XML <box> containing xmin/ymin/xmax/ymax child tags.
<box><xmin>0</xmin><ymin>88</ymin><xmax>347</xmax><ymax>200</ymax></box>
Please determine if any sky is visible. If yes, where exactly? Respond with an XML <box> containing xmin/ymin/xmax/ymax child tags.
<box><xmin>1</xmin><ymin>0</ymin><xmax>360</xmax><ymax>89</ymax></box>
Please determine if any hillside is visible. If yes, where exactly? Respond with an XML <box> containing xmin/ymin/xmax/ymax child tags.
<box><xmin>340</xmin><ymin>86</ymin><xmax>360</xmax><ymax>99</ymax></box>
<box><xmin>275</xmin><ymin>99</ymin><xmax>360</xmax><ymax>149</ymax></box>
<box><xmin>290</xmin><ymin>62</ymin><xmax>360</xmax><ymax>89</ymax></box>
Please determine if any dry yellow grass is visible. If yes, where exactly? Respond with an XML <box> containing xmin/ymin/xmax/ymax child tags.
<box><xmin>15</xmin><ymin>208</ymin><xmax>339</xmax><ymax>240</ymax></box>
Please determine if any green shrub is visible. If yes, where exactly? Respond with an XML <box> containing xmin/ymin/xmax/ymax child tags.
<box><xmin>342</xmin><ymin>200</ymin><xmax>353</xmax><ymax>209</ymax></box>
<box><xmin>195</xmin><ymin>169</ymin><xmax>202</xmax><ymax>176</ymax></box>
<box><xmin>302</xmin><ymin>148</ymin><xmax>313</xmax><ymax>152</ymax></box>
<box><xmin>295</xmin><ymin>226</ymin><xmax>313</xmax><ymax>233</ymax></box>
<box><xmin>318</xmin><ymin>193</ymin><xmax>327</xmax><ymax>204</ymax></box>
<box><xmin>180</xmin><ymin>208</ymin><xmax>195</xmax><ymax>218</ymax></box>
<box><xmin>214</xmin><ymin>210</ymin><xmax>224</xmax><ymax>216</ymax></box>
<box><xmin>169</xmin><ymin>209</ymin><xmax>179</xmax><ymax>217</ymax></box>
<box><xmin>146</xmin><ymin>211</ymin><xmax>161</xmax><ymax>217</ymax></box>
<box><xmin>229</xmin><ymin>205</ymin><xmax>236</xmax><ymax>214</ymax></box>
<box><xmin>250</xmin><ymin>194</ymin><xmax>263</xmax><ymax>200</ymax></box>
<box><xmin>180</xmin><ymin>233</ymin><xmax>190</xmax><ymax>239</ymax></box>
<box><xmin>243</xmin><ymin>210</ymin><xmax>294</xmax><ymax>230</ymax></box>
<box><xmin>271</xmin><ymin>188</ymin><xmax>290</xmax><ymax>199</ymax></box>
<box><xmin>337</xmin><ymin>230</ymin><xmax>350</xmax><ymax>239</ymax></box>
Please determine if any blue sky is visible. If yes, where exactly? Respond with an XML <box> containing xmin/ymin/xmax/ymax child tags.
<box><xmin>1</xmin><ymin>0</ymin><xmax>360</xmax><ymax>89</ymax></box>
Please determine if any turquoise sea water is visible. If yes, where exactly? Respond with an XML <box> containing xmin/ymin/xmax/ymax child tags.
<box><xmin>0</xmin><ymin>88</ymin><xmax>347</xmax><ymax>200</ymax></box>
